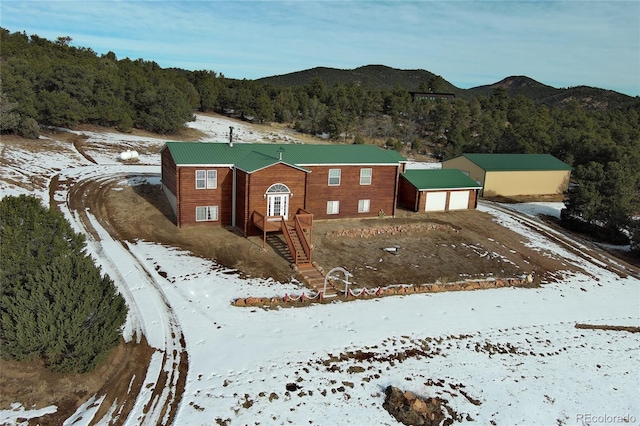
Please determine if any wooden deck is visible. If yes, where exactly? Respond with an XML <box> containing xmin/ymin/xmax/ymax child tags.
<box><xmin>252</xmin><ymin>209</ymin><xmax>314</xmax><ymax>265</ymax></box>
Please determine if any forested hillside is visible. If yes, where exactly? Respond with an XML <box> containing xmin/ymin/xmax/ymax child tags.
<box><xmin>0</xmin><ymin>28</ymin><xmax>638</xmax><ymax>252</ymax></box>
<box><xmin>258</xmin><ymin>65</ymin><xmax>636</xmax><ymax>110</ymax></box>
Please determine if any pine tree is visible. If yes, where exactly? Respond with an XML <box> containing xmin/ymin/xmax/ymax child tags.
<box><xmin>0</xmin><ymin>195</ymin><xmax>128</xmax><ymax>373</ymax></box>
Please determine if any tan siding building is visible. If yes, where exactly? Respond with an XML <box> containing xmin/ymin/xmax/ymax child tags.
<box><xmin>442</xmin><ymin>154</ymin><xmax>572</xmax><ymax>197</ymax></box>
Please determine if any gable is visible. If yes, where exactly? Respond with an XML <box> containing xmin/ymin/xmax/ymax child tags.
<box><xmin>235</xmin><ymin>151</ymin><xmax>310</xmax><ymax>173</ymax></box>
<box><xmin>460</xmin><ymin>153</ymin><xmax>573</xmax><ymax>172</ymax></box>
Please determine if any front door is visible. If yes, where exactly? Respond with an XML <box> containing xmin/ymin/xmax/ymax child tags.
<box><xmin>267</xmin><ymin>193</ymin><xmax>289</xmax><ymax>220</ymax></box>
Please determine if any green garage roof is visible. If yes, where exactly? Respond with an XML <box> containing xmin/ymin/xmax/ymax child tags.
<box><xmin>163</xmin><ymin>142</ymin><xmax>406</xmax><ymax>172</ymax></box>
<box><xmin>460</xmin><ymin>153</ymin><xmax>573</xmax><ymax>171</ymax></box>
<box><xmin>402</xmin><ymin>169</ymin><xmax>482</xmax><ymax>190</ymax></box>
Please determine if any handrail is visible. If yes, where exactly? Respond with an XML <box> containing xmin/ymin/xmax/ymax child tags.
<box><xmin>294</xmin><ymin>210</ymin><xmax>313</xmax><ymax>230</ymax></box>
<box><xmin>252</xmin><ymin>210</ymin><xmax>281</xmax><ymax>232</ymax></box>
<box><xmin>280</xmin><ymin>218</ymin><xmax>302</xmax><ymax>263</ymax></box>
<box><xmin>294</xmin><ymin>215</ymin><xmax>312</xmax><ymax>263</ymax></box>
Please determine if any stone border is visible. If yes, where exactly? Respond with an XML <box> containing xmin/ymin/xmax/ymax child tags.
<box><xmin>232</xmin><ymin>275</ymin><xmax>534</xmax><ymax>307</ymax></box>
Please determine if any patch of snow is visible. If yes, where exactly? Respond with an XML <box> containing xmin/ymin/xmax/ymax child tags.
<box><xmin>405</xmin><ymin>161</ymin><xmax>442</xmax><ymax>170</ymax></box>
<box><xmin>1</xmin><ymin>113</ymin><xmax>638</xmax><ymax>425</ymax></box>
<box><xmin>0</xmin><ymin>403</ymin><xmax>57</xmax><ymax>425</ymax></box>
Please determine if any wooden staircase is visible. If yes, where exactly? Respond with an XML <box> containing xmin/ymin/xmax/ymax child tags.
<box><xmin>280</xmin><ymin>210</ymin><xmax>313</xmax><ymax>267</ymax></box>
<box><xmin>297</xmin><ymin>264</ymin><xmax>325</xmax><ymax>288</ymax></box>
<box><xmin>253</xmin><ymin>208</ymin><xmax>314</xmax><ymax>266</ymax></box>
<box><xmin>283</xmin><ymin>223</ymin><xmax>311</xmax><ymax>265</ymax></box>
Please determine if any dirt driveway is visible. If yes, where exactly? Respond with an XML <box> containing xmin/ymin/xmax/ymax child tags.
<box><xmin>103</xmin><ymin>180</ymin><xmax>575</xmax><ymax>288</ymax></box>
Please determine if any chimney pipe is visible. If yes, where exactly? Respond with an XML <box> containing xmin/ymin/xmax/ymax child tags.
<box><xmin>229</xmin><ymin>126</ymin><xmax>234</xmax><ymax>147</ymax></box>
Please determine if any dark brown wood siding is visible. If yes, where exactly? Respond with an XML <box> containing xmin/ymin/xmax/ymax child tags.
<box><xmin>398</xmin><ymin>175</ymin><xmax>419</xmax><ymax>212</ymax></box>
<box><xmin>176</xmin><ymin>166</ymin><xmax>233</xmax><ymax>227</ymax></box>
<box><xmin>243</xmin><ymin>164</ymin><xmax>308</xmax><ymax>236</ymax></box>
<box><xmin>236</xmin><ymin>170</ymin><xmax>248</xmax><ymax>234</ymax></box>
<box><xmin>305</xmin><ymin>165</ymin><xmax>398</xmax><ymax>219</ymax></box>
<box><xmin>468</xmin><ymin>189</ymin><xmax>478</xmax><ymax>209</ymax></box>
<box><xmin>161</xmin><ymin>147</ymin><xmax>177</xmax><ymax>196</ymax></box>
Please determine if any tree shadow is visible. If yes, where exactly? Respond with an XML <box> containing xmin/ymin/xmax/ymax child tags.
<box><xmin>128</xmin><ymin>178</ymin><xmax>176</xmax><ymax>224</ymax></box>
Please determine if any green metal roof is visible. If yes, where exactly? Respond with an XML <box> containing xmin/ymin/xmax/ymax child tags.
<box><xmin>163</xmin><ymin>142</ymin><xmax>406</xmax><ymax>172</ymax></box>
<box><xmin>460</xmin><ymin>153</ymin><xmax>573</xmax><ymax>171</ymax></box>
<box><xmin>402</xmin><ymin>169</ymin><xmax>482</xmax><ymax>191</ymax></box>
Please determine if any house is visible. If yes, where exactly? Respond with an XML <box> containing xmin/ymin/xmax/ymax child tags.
<box><xmin>442</xmin><ymin>153</ymin><xmax>573</xmax><ymax>197</ymax></box>
<box><xmin>160</xmin><ymin>141</ymin><xmax>407</xmax><ymax>264</ymax></box>
<box><xmin>398</xmin><ymin>169</ymin><xmax>482</xmax><ymax>212</ymax></box>
<box><xmin>409</xmin><ymin>92</ymin><xmax>456</xmax><ymax>102</ymax></box>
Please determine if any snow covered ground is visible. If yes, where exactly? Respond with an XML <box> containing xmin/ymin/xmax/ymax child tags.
<box><xmin>1</xmin><ymin>114</ymin><xmax>638</xmax><ymax>425</ymax></box>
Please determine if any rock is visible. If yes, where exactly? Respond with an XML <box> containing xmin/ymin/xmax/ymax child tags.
<box><xmin>404</xmin><ymin>390</ymin><xmax>416</xmax><ymax>402</ymax></box>
<box><xmin>383</xmin><ymin>386</ymin><xmax>446</xmax><ymax>426</ymax></box>
<box><xmin>412</xmin><ymin>398</ymin><xmax>427</xmax><ymax>413</ymax></box>
<box><xmin>245</xmin><ymin>297</ymin><xmax>259</xmax><ymax>305</ymax></box>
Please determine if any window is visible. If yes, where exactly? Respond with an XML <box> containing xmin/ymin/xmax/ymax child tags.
<box><xmin>196</xmin><ymin>206</ymin><xmax>218</xmax><ymax>222</ymax></box>
<box><xmin>358</xmin><ymin>199</ymin><xmax>370</xmax><ymax>213</ymax></box>
<box><xmin>196</xmin><ymin>170</ymin><xmax>206</xmax><ymax>189</ymax></box>
<box><xmin>206</xmin><ymin>170</ymin><xmax>217</xmax><ymax>188</ymax></box>
<box><xmin>360</xmin><ymin>168</ymin><xmax>372</xmax><ymax>185</ymax></box>
<box><xmin>326</xmin><ymin>201</ymin><xmax>340</xmax><ymax>215</ymax></box>
<box><xmin>196</xmin><ymin>170</ymin><xmax>217</xmax><ymax>189</ymax></box>
<box><xmin>328</xmin><ymin>169</ymin><xmax>341</xmax><ymax>186</ymax></box>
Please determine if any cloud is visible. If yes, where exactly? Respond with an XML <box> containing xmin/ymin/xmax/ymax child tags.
<box><xmin>1</xmin><ymin>0</ymin><xmax>638</xmax><ymax>94</ymax></box>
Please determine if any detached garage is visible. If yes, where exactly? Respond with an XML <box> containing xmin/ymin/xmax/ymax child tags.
<box><xmin>442</xmin><ymin>153</ymin><xmax>572</xmax><ymax>197</ymax></box>
<box><xmin>398</xmin><ymin>169</ymin><xmax>482</xmax><ymax>212</ymax></box>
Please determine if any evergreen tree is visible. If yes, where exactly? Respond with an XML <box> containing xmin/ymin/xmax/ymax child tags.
<box><xmin>0</xmin><ymin>195</ymin><xmax>127</xmax><ymax>373</ymax></box>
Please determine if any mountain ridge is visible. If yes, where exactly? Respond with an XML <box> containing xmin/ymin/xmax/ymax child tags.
<box><xmin>257</xmin><ymin>65</ymin><xmax>635</xmax><ymax>110</ymax></box>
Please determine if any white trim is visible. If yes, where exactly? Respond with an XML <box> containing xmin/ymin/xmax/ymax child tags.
<box><xmin>359</xmin><ymin>168</ymin><xmax>372</xmax><ymax>185</ymax></box>
<box><xmin>300</xmin><ymin>163</ymin><xmax>399</xmax><ymax>167</ymax></box>
<box><xmin>266</xmin><ymin>183</ymin><xmax>291</xmax><ymax>194</ymax></box>
<box><xmin>328</xmin><ymin>169</ymin><xmax>341</xmax><ymax>186</ymax></box>
<box><xmin>174</xmin><ymin>163</ymin><xmax>400</xmax><ymax>167</ymax></box>
<box><xmin>177</xmin><ymin>163</ymin><xmax>235</xmax><ymax>168</ymax></box>
<box><xmin>196</xmin><ymin>205</ymin><xmax>219</xmax><ymax>221</ymax></box>
<box><xmin>195</xmin><ymin>170</ymin><xmax>206</xmax><ymax>189</ymax></box>
<box><xmin>267</xmin><ymin>193</ymin><xmax>289</xmax><ymax>220</ymax></box>
<box><xmin>206</xmin><ymin>170</ymin><xmax>217</xmax><ymax>189</ymax></box>
<box><xmin>418</xmin><ymin>187</ymin><xmax>481</xmax><ymax>192</ymax></box>
<box><xmin>236</xmin><ymin>161</ymin><xmax>311</xmax><ymax>174</ymax></box>
<box><xmin>326</xmin><ymin>200</ymin><xmax>340</xmax><ymax>215</ymax></box>
<box><xmin>358</xmin><ymin>199</ymin><xmax>370</xmax><ymax>213</ymax></box>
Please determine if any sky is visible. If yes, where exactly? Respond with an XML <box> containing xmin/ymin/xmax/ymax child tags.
<box><xmin>1</xmin><ymin>1</ymin><xmax>638</xmax><ymax>96</ymax></box>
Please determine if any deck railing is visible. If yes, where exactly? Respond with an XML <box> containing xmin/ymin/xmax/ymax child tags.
<box><xmin>252</xmin><ymin>211</ymin><xmax>282</xmax><ymax>232</ymax></box>
<box><xmin>280</xmin><ymin>219</ymin><xmax>303</xmax><ymax>264</ymax></box>
<box><xmin>252</xmin><ymin>209</ymin><xmax>314</xmax><ymax>265</ymax></box>
<box><xmin>294</xmin><ymin>215</ymin><xmax>312</xmax><ymax>263</ymax></box>
<box><xmin>294</xmin><ymin>208</ymin><xmax>313</xmax><ymax>230</ymax></box>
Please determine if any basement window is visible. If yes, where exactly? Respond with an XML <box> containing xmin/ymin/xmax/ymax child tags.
<box><xmin>327</xmin><ymin>200</ymin><xmax>340</xmax><ymax>215</ymax></box>
<box><xmin>358</xmin><ymin>199</ymin><xmax>370</xmax><ymax>213</ymax></box>
<box><xmin>196</xmin><ymin>206</ymin><xmax>218</xmax><ymax>222</ymax></box>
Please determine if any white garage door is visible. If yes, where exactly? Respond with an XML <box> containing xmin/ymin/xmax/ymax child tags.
<box><xmin>448</xmin><ymin>191</ymin><xmax>470</xmax><ymax>210</ymax></box>
<box><xmin>425</xmin><ymin>191</ymin><xmax>447</xmax><ymax>211</ymax></box>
